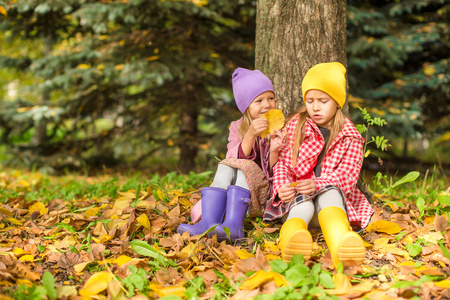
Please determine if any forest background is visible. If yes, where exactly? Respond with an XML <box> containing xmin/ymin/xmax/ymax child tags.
<box><xmin>0</xmin><ymin>0</ymin><xmax>449</xmax><ymax>177</ymax></box>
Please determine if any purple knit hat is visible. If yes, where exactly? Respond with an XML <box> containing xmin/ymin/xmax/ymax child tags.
<box><xmin>232</xmin><ymin>68</ymin><xmax>274</xmax><ymax>114</ymax></box>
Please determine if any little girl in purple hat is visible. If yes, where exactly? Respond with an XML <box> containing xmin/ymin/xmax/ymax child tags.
<box><xmin>177</xmin><ymin>68</ymin><xmax>285</xmax><ymax>241</ymax></box>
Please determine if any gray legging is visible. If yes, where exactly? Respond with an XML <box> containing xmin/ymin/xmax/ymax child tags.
<box><xmin>286</xmin><ymin>189</ymin><xmax>346</xmax><ymax>227</ymax></box>
<box><xmin>210</xmin><ymin>164</ymin><xmax>249</xmax><ymax>190</ymax></box>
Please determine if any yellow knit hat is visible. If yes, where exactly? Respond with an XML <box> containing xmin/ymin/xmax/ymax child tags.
<box><xmin>302</xmin><ymin>62</ymin><xmax>347</xmax><ymax>108</ymax></box>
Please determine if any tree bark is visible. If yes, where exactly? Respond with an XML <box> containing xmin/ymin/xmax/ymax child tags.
<box><xmin>255</xmin><ymin>0</ymin><xmax>347</xmax><ymax>116</ymax></box>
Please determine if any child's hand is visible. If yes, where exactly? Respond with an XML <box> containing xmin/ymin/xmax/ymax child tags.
<box><xmin>293</xmin><ymin>179</ymin><xmax>316</xmax><ymax>196</ymax></box>
<box><xmin>247</xmin><ymin>117</ymin><xmax>269</xmax><ymax>138</ymax></box>
<box><xmin>270</xmin><ymin>129</ymin><xmax>286</xmax><ymax>153</ymax></box>
<box><xmin>278</xmin><ymin>183</ymin><xmax>296</xmax><ymax>203</ymax></box>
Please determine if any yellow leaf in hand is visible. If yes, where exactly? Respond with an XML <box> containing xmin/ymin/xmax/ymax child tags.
<box><xmin>261</xmin><ymin>109</ymin><xmax>285</xmax><ymax>138</ymax></box>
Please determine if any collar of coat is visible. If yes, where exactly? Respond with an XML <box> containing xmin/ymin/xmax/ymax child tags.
<box><xmin>303</xmin><ymin>117</ymin><xmax>364</xmax><ymax>143</ymax></box>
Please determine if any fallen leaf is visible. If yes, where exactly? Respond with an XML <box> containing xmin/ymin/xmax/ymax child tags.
<box><xmin>366</xmin><ymin>220</ymin><xmax>403</xmax><ymax>234</ymax></box>
<box><xmin>239</xmin><ymin>270</ymin><xmax>273</xmax><ymax>290</ymax></box>
<box><xmin>136</xmin><ymin>213</ymin><xmax>151</xmax><ymax>229</ymax></box>
<box><xmin>79</xmin><ymin>271</ymin><xmax>114</xmax><ymax>296</ymax></box>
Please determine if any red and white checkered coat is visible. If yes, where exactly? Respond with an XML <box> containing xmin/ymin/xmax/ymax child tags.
<box><xmin>268</xmin><ymin>115</ymin><xmax>374</xmax><ymax>229</ymax></box>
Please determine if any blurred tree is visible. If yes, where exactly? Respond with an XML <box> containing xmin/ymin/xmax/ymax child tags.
<box><xmin>347</xmin><ymin>0</ymin><xmax>450</xmax><ymax>159</ymax></box>
<box><xmin>0</xmin><ymin>0</ymin><xmax>255</xmax><ymax>173</ymax></box>
<box><xmin>255</xmin><ymin>0</ymin><xmax>347</xmax><ymax>116</ymax></box>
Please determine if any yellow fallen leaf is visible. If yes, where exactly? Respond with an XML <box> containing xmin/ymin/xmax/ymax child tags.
<box><xmin>271</xmin><ymin>272</ymin><xmax>289</xmax><ymax>287</ymax></box>
<box><xmin>240</xmin><ymin>270</ymin><xmax>273</xmax><ymax>290</ymax></box>
<box><xmin>85</xmin><ymin>207</ymin><xmax>101</xmax><ymax>218</ymax></box>
<box><xmin>29</xmin><ymin>202</ymin><xmax>48</xmax><ymax>216</ymax></box>
<box><xmin>137</xmin><ymin>213</ymin><xmax>151</xmax><ymax>229</ymax></box>
<box><xmin>327</xmin><ymin>273</ymin><xmax>352</xmax><ymax>295</ymax></box>
<box><xmin>19</xmin><ymin>255</ymin><xmax>34</xmax><ymax>262</ymax></box>
<box><xmin>237</xmin><ymin>249</ymin><xmax>255</xmax><ymax>260</ymax></box>
<box><xmin>0</xmin><ymin>207</ymin><xmax>13</xmax><ymax>217</ymax></box>
<box><xmin>6</xmin><ymin>218</ymin><xmax>22</xmax><ymax>226</ymax></box>
<box><xmin>156</xmin><ymin>189</ymin><xmax>165</xmax><ymax>200</ymax></box>
<box><xmin>261</xmin><ymin>109</ymin><xmax>284</xmax><ymax>138</ymax></box>
<box><xmin>420</xmin><ymin>232</ymin><xmax>444</xmax><ymax>244</ymax></box>
<box><xmin>113</xmin><ymin>198</ymin><xmax>132</xmax><ymax>210</ymax></box>
<box><xmin>79</xmin><ymin>271</ymin><xmax>114</xmax><ymax>296</ymax></box>
<box><xmin>374</xmin><ymin>237</ymin><xmax>390</xmax><ymax>246</ymax></box>
<box><xmin>97</xmin><ymin>234</ymin><xmax>113</xmax><ymax>243</ymax></box>
<box><xmin>13</xmin><ymin>248</ymin><xmax>24</xmax><ymax>256</ymax></box>
<box><xmin>380</xmin><ymin>246</ymin><xmax>410</xmax><ymax>259</ymax></box>
<box><xmin>115</xmin><ymin>255</ymin><xmax>132</xmax><ymax>266</ymax></box>
<box><xmin>264</xmin><ymin>239</ymin><xmax>279</xmax><ymax>252</ymax></box>
<box><xmin>16</xmin><ymin>279</ymin><xmax>33</xmax><ymax>287</ymax></box>
<box><xmin>265</xmin><ymin>254</ymin><xmax>281</xmax><ymax>260</ymax></box>
<box><xmin>156</xmin><ymin>286</ymin><xmax>186</xmax><ymax>298</ymax></box>
<box><xmin>366</xmin><ymin>220</ymin><xmax>403</xmax><ymax>234</ymax></box>
<box><xmin>74</xmin><ymin>262</ymin><xmax>89</xmax><ymax>273</ymax></box>
<box><xmin>435</xmin><ymin>279</ymin><xmax>450</xmax><ymax>288</ymax></box>
<box><xmin>180</xmin><ymin>243</ymin><xmax>198</xmax><ymax>264</ymax></box>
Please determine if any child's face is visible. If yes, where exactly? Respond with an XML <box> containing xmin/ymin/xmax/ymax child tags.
<box><xmin>247</xmin><ymin>91</ymin><xmax>276</xmax><ymax>120</ymax></box>
<box><xmin>304</xmin><ymin>90</ymin><xmax>339</xmax><ymax>128</ymax></box>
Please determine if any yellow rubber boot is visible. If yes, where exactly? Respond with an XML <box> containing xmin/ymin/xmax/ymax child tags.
<box><xmin>278</xmin><ymin>218</ymin><xmax>313</xmax><ymax>262</ymax></box>
<box><xmin>318</xmin><ymin>206</ymin><xmax>365</xmax><ymax>268</ymax></box>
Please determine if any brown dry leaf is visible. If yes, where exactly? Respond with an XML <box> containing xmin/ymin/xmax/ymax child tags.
<box><xmin>261</xmin><ymin>109</ymin><xmax>284</xmax><ymax>138</ymax></box>
<box><xmin>434</xmin><ymin>214</ymin><xmax>448</xmax><ymax>232</ymax></box>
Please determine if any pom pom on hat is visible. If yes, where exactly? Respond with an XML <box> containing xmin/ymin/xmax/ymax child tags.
<box><xmin>232</xmin><ymin>68</ymin><xmax>274</xmax><ymax>114</ymax></box>
<box><xmin>302</xmin><ymin>62</ymin><xmax>347</xmax><ymax>108</ymax></box>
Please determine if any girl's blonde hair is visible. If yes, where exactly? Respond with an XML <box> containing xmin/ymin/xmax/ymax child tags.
<box><xmin>238</xmin><ymin>110</ymin><xmax>252</xmax><ymax>140</ymax></box>
<box><xmin>291</xmin><ymin>106</ymin><xmax>346</xmax><ymax>165</ymax></box>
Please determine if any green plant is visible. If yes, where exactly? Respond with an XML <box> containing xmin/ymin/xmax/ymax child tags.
<box><xmin>121</xmin><ymin>265</ymin><xmax>150</xmax><ymax>297</ymax></box>
<box><xmin>42</xmin><ymin>271</ymin><xmax>57</xmax><ymax>300</ymax></box>
<box><xmin>130</xmin><ymin>240</ymin><xmax>177</xmax><ymax>270</ymax></box>
<box><xmin>11</xmin><ymin>271</ymin><xmax>56</xmax><ymax>300</ymax></box>
<box><xmin>371</xmin><ymin>171</ymin><xmax>420</xmax><ymax>197</ymax></box>
<box><xmin>184</xmin><ymin>276</ymin><xmax>206</xmax><ymax>299</ymax></box>
<box><xmin>211</xmin><ymin>269</ymin><xmax>237</xmax><ymax>300</ymax></box>
<box><xmin>355</xmin><ymin>107</ymin><xmax>390</xmax><ymax>161</ymax></box>
<box><xmin>252</xmin><ymin>255</ymin><xmax>339</xmax><ymax>300</ymax></box>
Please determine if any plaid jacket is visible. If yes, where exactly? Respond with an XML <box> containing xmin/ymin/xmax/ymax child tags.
<box><xmin>264</xmin><ymin>115</ymin><xmax>374</xmax><ymax>229</ymax></box>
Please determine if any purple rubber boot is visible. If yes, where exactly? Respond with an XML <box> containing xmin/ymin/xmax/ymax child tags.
<box><xmin>208</xmin><ymin>185</ymin><xmax>250</xmax><ymax>242</ymax></box>
<box><xmin>177</xmin><ymin>187</ymin><xmax>227</xmax><ymax>236</ymax></box>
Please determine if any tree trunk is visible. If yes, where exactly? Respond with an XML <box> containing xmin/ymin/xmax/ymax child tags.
<box><xmin>255</xmin><ymin>0</ymin><xmax>347</xmax><ymax>116</ymax></box>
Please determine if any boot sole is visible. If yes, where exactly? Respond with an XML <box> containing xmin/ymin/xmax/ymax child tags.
<box><xmin>338</xmin><ymin>232</ymin><xmax>365</xmax><ymax>264</ymax></box>
<box><xmin>282</xmin><ymin>230</ymin><xmax>313</xmax><ymax>262</ymax></box>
